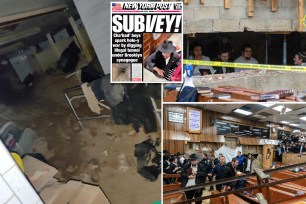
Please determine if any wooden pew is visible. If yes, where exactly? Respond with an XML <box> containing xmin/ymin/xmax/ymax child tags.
<box><xmin>243</xmin><ymin>173</ymin><xmax>306</xmax><ymax>203</ymax></box>
<box><xmin>163</xmin><ymin>174</ymin><xmax>181</xmax><ymax>192</ymax></box>
<box><xmin>210</xmin><ymin>190</ymin><xmax>250</xmax><ymax>204</ymax></box>
<box><xmin>163</xmin><ymin>192</ymin><xmax>186</xmax><ymax>204</ymax></box>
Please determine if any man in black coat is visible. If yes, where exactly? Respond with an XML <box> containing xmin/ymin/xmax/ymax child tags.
<box><xmin>181</xmin><ymin>155</ymin><xmax>206</xmax><ymax>204</ymax></box>
<box><xmin>208</xmin><ymin>155</ymin><xmax>227</xmax><ymax>191</ymax></box>
<box><xmin>145</xmin><ymin>40</ymin><xmax>180</xmax><ymax>77</ymax></box>
<box><xmin>213</xmin><ymin>48</ymin><xmax>235</xmax><ymax>74</ymax></box>
<box><xmin>200</xmin><ymin>153</ymin><xmax>214</xmax><ymax>191</ymax></box>
<box><xmin>223</xmin><ymin>158</ymin><xmax>238</xmax><ymax>190</ymax></box>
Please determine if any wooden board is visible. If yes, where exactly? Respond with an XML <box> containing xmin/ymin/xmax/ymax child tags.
<box><xmin>224</xmin><ymin>0</ymin><xmax>231</xmax><ymax>9</ymax></box>
<box><xmin>298</xmin><ymin>0</ymin><xmax>304</xmax><ymax>31</ymax></box>
<box><xmin>248</xmin><ymin>0</ymin><xmax>254</xmax><ymax>17</ymax></box>
<box><xmin>271</xmin><ymin>0</ymin><xmax>278</xmax><ymax>12</ymax></box>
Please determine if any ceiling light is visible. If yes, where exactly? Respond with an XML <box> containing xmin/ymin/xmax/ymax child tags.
<box><xmin>233</xmin><ymin>109</ymin><xmax>252</xmax><ymax>115</ymax></box>
<box><xmin>217</xmin><ymin>121</ymin><xmax>227</xmax><ymax>125</ymax></box>
<box><xmin>300</xmin><ymin>116</ymin><xmax>306</xmax><ymax>121</ymax></box>
<box><xmin>260</xmin><ymin>104</ymin><xmax>274</xmax><ymax>107</ymax></box>
<box><xmin>280</xmin><ymin>121</ymin><xmax>290</xmax><ymax>124</ymax></box>
<box><xmin>289</xmin><ymin>124</ymin><xmax>300</xmax><ymax>127</ymax></box>
<box><xmin>273</xmin><ymin>105</ymin><xmax>292</xmax><ymax>113</ymax></box>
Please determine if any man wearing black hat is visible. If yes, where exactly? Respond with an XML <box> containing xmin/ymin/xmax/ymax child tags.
<box><xmin>199</xmin><ymin>153</ymin><xmax>214</xmax><ymax>191</ymax></box>
<box><xmin>145</xmin><ymin>40</ymin><xmax>180</xmax><ymax>78</ymax></box>
<box><xmin>181</xmin><ymin>154</ymin><xmax>206</xmax><ymax>204</ymax></box>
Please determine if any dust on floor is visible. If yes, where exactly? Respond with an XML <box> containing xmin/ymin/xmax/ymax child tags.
<box><xmin>0</xmin><ymin>66</ymin><xmax>161</xmax><ymax>204</ymax></box>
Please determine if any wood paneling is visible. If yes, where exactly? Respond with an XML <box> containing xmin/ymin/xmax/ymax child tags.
<box><xmin>239</xmin><ymin>137</ymin><xmax>261</xmax><ymax>146</ymax></box>
<box><xmin>263</xmin><ymin>144</ymin><xmax>273</xmax><ymax>170</ymax></box>
<box><xmin>163</xmin><ymin>139</ymin><xmax>185</xmax><ymax>154</ymax></box>
<box><xmin>282</xmin><ymin>153</ymin><xmax>306</xmax><ymax>165</ymax></box>
<box><xmin>163</xmin><ymin>105</ymin><xmax>290</xmax><ymax>154</ymax></box>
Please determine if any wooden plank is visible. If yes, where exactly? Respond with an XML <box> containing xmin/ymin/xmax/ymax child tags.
<box><xmin>68</xmin><ymin>16</ymin><xmax>93</xmax><ymax>62</ymax></box>
<box><xmin>0</xmin><ymin>42</ymin><xmax>24</xmax><ymax>56</ymax></box>
<box><xmin>46</xmin><ymin>33</ymin><xmax>61</xmax><ymax>59</ymax></box>
<box><xmin>73</xmin><ymin>0</ymin><xmax>110</xmax><ymax>73</ymax></box>
<box><xmin>271</xmin><ymin>0</ymin><xmax>278</xmax><ymax>12</ymax></box>
<box><xmin>0</xmin><ymin>4</ymin><xmax>67</xmax><ymax>25</ymax></box>
<box><xmin>248</xmin><ymin>0</ymin><xmax>255</xmax><ymax>17</ymax></box>
<box><xmin>224</xmin><ymin>0</ymin><xmax>231</xmax><ymax>9</ymax></box>
<box><xmin>298</xmin><ymin>0</ymin><xmax>304</xmax><ymax>31</ymax></box>
<box><xmin>0</xmin><ymin>27</ymin><xmax>41</xmax><ymax>46</ymax></box>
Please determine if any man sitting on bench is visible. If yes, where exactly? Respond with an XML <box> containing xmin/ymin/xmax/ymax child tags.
<box><xmin>145</xmin><ymin>40</ymin><xmax>180</xmax><ymax>80</ymax></box>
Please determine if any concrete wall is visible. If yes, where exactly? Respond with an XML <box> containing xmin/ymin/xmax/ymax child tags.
<box><xmin>183</xmin><ymin>0</ymin><xmax>306</xmax><ymax>33</ymax></box>
<box><xmin>193</xmin><ymin>71</ymin><xmax>306</xmax><ymax>93</ymax></box>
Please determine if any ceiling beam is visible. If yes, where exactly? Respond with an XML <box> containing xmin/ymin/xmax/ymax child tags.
<box><xmin>0</xmin><ymin>27</ymin><xmax>41</xmax><ymax>46</ymax></box>
<box><xmin>0</xmin><ymin>4</ymin><xmax>68</xmax><ymax>26</ymax></box>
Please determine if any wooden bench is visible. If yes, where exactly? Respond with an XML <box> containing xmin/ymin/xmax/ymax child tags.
<box><xmin>163</xmin><ymin>174</ymin><xmax>181</xmax><ymax>192</ymax></box>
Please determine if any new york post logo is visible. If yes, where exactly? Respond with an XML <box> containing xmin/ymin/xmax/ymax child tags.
<box><xmin>174</xmin><ymin>3</ymin><xmax>182</xmax><ymax>10</ymax></box>
<box><xmin>112</xmin><ymin>3</ymin><xmax>122</xmax><ymax>10</ymax></box>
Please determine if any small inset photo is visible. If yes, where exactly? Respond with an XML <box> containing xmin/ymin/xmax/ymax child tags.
<box><xmin>111</xmin><ymin>1</ymin><xmax>183</xmax><ymax>83</ymax></box>
<box><xmin>143</xmin><ymin>33</ymin><xmax>182</xmax><ymax>82</ymax></box>
<box><xmin>112</xmin><ymin>63</ymin><xmax>131</xmax><ymax>82</ymax></box>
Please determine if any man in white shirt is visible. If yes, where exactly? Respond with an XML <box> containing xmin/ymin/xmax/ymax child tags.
<box><xmin>181</xmin><ymin>154</ymin><xmax>206</xmax><ymax>204</ymax></box>
<box><xmin>244</xmin><ymin>153</ymin><xmax>252</xmax><ymax>173</ymax></box>
<box><xmin>234</xmin><ymin>44</ymin><xmax>258</xmax><ymax>72</ymax></box>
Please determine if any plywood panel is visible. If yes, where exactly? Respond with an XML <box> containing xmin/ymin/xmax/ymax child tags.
<box><xmin>282</xmin><ymin>153</ymin><xmax>306</xmax><ymax>165</ymax></box>
<box><xmin>35</xmin><ymin>49</ymin><xmax>58</xmax><ymax>70</ymax></box>
<box><xmin>163</xmin><ymin>105</ymin><xmax>274</xmax><ymax>154</ymax></box>
<box><xmin>263</xmin><ymin>144</ymin><xmax>273</xmax><ymax>170</ymax></box>
<box><xmin>163</xmin><ymin>139</ymin><xmax>185</xmax><ymax>154</ymax></box>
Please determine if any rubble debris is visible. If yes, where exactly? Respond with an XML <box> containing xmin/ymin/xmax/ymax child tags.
<box><xmin>128</xmin><ymin>129</ymin><xmax>136</xmax><ymax>136</ymax></box>
<box><xmin>89</xmin><ymin>161</ymin><xmax>99</xmax><ymax>170</ymax></box>
<box><xmin>117</xmin><ymin>153</ymin><xmax>129</xmax><ymax>172</ymax></box>
<box><xmin>134</xmin><ymin>138</ymin><xmax>161</xmax><ymax>181</ymax></box>
<box><xmin>66</xmin><ymin>165</ymin><xmax>78</xmax><ymax>173</ymax></box>
<box><xmin>91</xmin><ymin>171</ymin><xmax>100</xmax><ymax>183</ymax></box>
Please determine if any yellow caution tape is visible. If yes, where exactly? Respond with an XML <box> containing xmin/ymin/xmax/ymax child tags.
<box><xmin>183</xmin><ymin>59</ymin><xmax>306</xmax><ymax>72</ymax></box>
<box><xmin>11</xmin><ymin>152</ymin><xmax>24</xmax><ymax>172</ymax></box>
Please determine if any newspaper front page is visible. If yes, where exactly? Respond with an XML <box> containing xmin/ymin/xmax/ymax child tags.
<box><xmin>111</xmin><ymin>2</ymin><xmax>183</xmax><ymax>83</ymax></box>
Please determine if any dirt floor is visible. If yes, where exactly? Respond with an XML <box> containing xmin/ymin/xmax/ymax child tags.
<box><xmin>0</xmin><ymin>64</ymin><xmax>161</xmax><ymax>204</ymax></box>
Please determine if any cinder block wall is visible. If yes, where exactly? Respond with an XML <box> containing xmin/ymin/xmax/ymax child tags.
<box><xmin>183</xmin><ymin>0</ymin><xmax>305</xmax><ymax>33</ymax></box>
